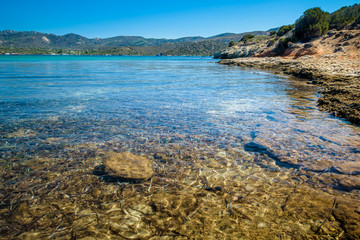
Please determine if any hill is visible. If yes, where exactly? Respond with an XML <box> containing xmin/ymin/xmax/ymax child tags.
<box><xmin>215</xmin><ymin>3</ymin><xmax>360</xmax><ymax>59</ymax></box>
<box><xmin>0</xmin><ymin>30</ymin><xmax>269</xmax><ymax>56</ymax></box>
<box><xmin>207</xmin><ymin>31</ymin><xmax>269</xmax><ymax>43</ymax></box>
<box><xmin>216</xmin><ymin>3</ymin><xmax>360</xmax><ymax>128</ymax></box>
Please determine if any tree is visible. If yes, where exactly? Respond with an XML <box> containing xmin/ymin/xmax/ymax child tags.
<box><xmin>330</xmin><ymin>4</ymin><xmax>360</xmax><ymax>29</ymax></box>
<box><xmin>295</xmin><ymin>7</ymin><xmax>330</xmax><ymax>42</ymax></box>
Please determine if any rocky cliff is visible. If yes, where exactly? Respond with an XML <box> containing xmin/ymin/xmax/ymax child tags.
<box><xmin>217</xmin><ymin>29</ymin><xmax>360</xmax><ymax>125</ymax></box>
<box><xmin>215</xmin><ymin>29</ymin><xmax>360</xmax><ymax>60</ymax></box>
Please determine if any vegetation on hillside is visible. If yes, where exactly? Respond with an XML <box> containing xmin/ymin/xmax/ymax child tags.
<box><xmin>277</xmin><ymin>25</ymin><xmax>294</xmax><ymax>37</ymax></box>
<box><xmin>216</xmin><ymin>4</ymin><xmax>360</xmax><ymax>59</ymax></box>
<box><xmin>293</xmin><ymin>4</ymin><xmax>359</xmax><ymax>42</ymax></box>
<box><xmin>229</xmin><ymin>4</ymin><xmax>358</xmax><ymax>50</ymax></box>
<box><xmin>289</xmin><ymin>4</ymin><xmax>360</xmax><ymax>43</ymax></box>
<box><xmin>228</xmin><ymin>41</ymin><xmax>236</xmax><ymax>47</ymax></box>
<box><xmin>330</xmin><ymin>4</ymin><xmax>360</xmax><ymax>30</ymax></box>
<box><xmin>0</xmin><ymin>40</ymin><xmax>227</xmax><ymax>56</ymax></box>
<box><xmin>239</xmin><ymin>34</ymin><xmax>255</xmax><ymax>43</ymax></box>
<box><xmin>355</xmin><ymin>16</ymin><xmax>360</xmax><ymax>24</ymax></box>
<box><xmin>160</xmin><ymin>41</ymin><xmax>227</xmax><ymax>56</ymax></box>
<box><xmin>294</xmin><ymin>7</ymin><xmax>330</xmax><ymax>42</ymax></box>
<box><xmin>0</xmin><ymin>30</ymin><xmax>269</xmax><ymax>56</ymax></box>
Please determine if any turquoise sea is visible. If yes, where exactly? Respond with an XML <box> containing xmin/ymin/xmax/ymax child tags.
<box><xmin>0</xmin><ymin>55</ymin><xmax>359</xmax><ymax>239</ymax></box>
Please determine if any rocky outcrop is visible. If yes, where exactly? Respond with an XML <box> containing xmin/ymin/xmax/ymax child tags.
<box><xmin>216</xmin><ymin>29</ymin><xmax>360</xmax><ymax>125</ymax></box>
<box><xmin>219</xmin><ymin>55</ymin><xmax>360</xmax><ymax>125</ymax></box>
<box><xmin>41</xmin><ymin>36</ymin><xmax>50</xmax><ymax>44</ymax></box>
<box><xmin>215</xmin><ymin>30</ymin><xmax>360</xmax><ymax>59</ymax></box>
<box><xmin>214</xmin><ymin>41</ymin><xmax>271</xmax><ymax>59</ymax></box>
<box><xmin>94</xmin><ymin>152</ymin><xmax>154</xmax><ymax>182</ymax></box>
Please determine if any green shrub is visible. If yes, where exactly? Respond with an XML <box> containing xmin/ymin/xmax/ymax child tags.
<box><xmin>356</xmin><ymin>16</ymin><xmax>360</xmax><ymax>23</ymax></box>
<box><xmin>269</xmin><ymin>31</ymin><xmax>277</xmax><ymax>36</ymax></box>
<box><xmin>273</xmin><ymin>38</ymin><xmax>290</xmax><ymax>54</ymax></box>
<box><xmin>354</xmin><ymin>16</ymin><xmax>360</xmax><ymax>25</ymax></box>
<box><xmin>267</xmin><ymin>39</ymin><xmax>275</xmax><ymax>47</ymax></box>
<box><xmin>277</xmin><ymin>25</ymin><xmax>294</xmax><ymax>36</ymax></box>
<box><xmin>330</xmin><ymin>4</ymin><xmax>360</xmax><ymax>30</ymax></box>
<box><xmin>228</xmin><ymin>41</ymin><xmax>236</xmax><ymax>47</ymax></box>
<box><xmin>239</xmin><ymin>34</ymin><xmax>255</xmax><ymax>43</ymax></box>
<box><xmin>295</xmin><ymin>7</ymin><xmax>330</xmax><ymax>42</ymax></box>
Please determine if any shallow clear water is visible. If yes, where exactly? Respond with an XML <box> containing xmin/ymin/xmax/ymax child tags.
<box><xmin>1</xmin><ymin>56</ymin><xmax>359</xmax><ymax>184</ymax></box>
<box><xmin>0</xmin><ymin>56</ymin><xmax>360</xmax><ymax>239</ymax></box>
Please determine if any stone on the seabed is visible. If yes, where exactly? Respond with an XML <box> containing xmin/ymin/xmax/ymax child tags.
<box><xmin>102</xmin><ymin>152</ymin><xmax>154</xmax><ymax>182</ymax></box>
<box><xmin>332</xmin><ymin>161</ymin><xmax>360</xmax><ymax>175</ymax></box>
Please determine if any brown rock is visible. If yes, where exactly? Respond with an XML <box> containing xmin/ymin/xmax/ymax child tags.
<box><xmin>332</xmin><ymin>161</ymin><xmax>360</xmax><ymax>175</ymax></box>
<box><xmin>333</xmin><ymin>200</ymin><xmax>360</xmax><ymax>239</ymax></box>
<box><xmin>218</xmin><ymin>53</ymin><xmax>360</xmax><ymax>125</ymax></box>
<box><xmin>96</xmin><ymin>152</ymin><xmax>154</xmax><ymax>182</ymax></box>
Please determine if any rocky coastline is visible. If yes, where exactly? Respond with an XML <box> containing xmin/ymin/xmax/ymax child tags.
<box><xmin>217</xmin><ymin>44</ymin><xmax>360</xmax><ymax>125</ymax></box>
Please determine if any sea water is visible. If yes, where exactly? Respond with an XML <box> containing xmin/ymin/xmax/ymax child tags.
<box><xmin>0</xmin><ymin>56</ymin><xmax>359</xmax><ymax>239</ymax></box>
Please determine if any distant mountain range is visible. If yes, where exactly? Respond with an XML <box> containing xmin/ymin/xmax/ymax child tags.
<box><xmin>0</xmin><ymin>30</ymin><xmax>270</xmax><ymax>50</ymax></box>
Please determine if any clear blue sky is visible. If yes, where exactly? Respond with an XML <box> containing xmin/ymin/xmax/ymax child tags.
<box><xmin>2</xmin><ymin>0</ymin><xmax>359</xmax><ymax>39</ymax></box>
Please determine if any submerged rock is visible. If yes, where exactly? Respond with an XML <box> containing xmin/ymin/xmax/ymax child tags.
<box><xmin>94</xmin><ymin>152</ymin><xmax>154</xmax><ymax>182</ymax></box>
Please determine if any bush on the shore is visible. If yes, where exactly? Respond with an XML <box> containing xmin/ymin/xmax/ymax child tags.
<box><xmin>295</xmin><ymin>7</ymin><xmax>330</xmax><ymax>42</ymax></box>
<box><xmin>273</xmin><ymin>38</ymin><xmax>290</xmax><ymax>54</ymax></box>
<box><xmin>277</xmin><ymin>25</ymin><xmax>294</xmax><ymax>36</ymax></box>
<box><xmin>330</xmin><ymin>4</ymin><xmax>360</xmax><ymax>30</ymax></box>
<box><xmin>353</xmin><ymin>16</ymin><xmax>360</xmax><ymax>28</ymax></box>
<box><xmin>267</xmin><ymin>39</ymin><xmax>276</xmax><ymax>47</ymax></box>
<box><xmin>228</xmin><ymin>41</ymin><xmax>236</xmax><ymax>47</ymax></box>
<box><xmin>269</xmin><ymin>31</ymin><xmax>277</xmax><ymax>36</ymax></box>
<box><xmin>239</xmin><ymin>34</ymin><xmax>255</xmax><ymax>43</ymax></box>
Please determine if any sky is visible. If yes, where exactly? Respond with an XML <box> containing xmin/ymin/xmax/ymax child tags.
<box><xmin>2</xmin><ymin>0</ymin><xmax>359</xmax><ymax>39</ymax></box>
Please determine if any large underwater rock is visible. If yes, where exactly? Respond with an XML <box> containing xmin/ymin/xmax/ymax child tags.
<box><xmin>94</xmin><ymin>152</ymin><xmax>154</xmax><ymax>182</ymax></box>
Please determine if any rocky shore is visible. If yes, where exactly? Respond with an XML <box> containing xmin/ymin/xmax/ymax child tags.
<box><xmin>216</xmin><ymin>28</ymin><xmax>360</xmax><ymax>125</ymax></box>
<box><xmin>219</xmin><ymin>55</ymin><xmax>360</xmax><ymax>125</ymax></box>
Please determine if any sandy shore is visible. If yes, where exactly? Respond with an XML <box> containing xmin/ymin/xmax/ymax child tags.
<box><xmin>219</xmin><ymin>56</ymin><xmax>360</xmax><ymax>125</ymax></box>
